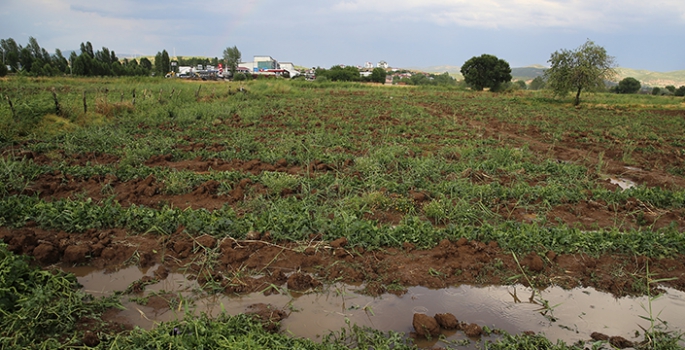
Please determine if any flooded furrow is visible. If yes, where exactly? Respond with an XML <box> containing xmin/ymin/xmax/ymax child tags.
<box><xmin>62</xmin><ymin>265</ymin><xmax>685</xmax><ymax>348</ymax></box>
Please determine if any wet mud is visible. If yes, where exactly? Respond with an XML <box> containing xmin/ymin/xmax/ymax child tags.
<box><xmin>3</xmin><ymin>94</ymin><xmax>685</xmax><ymax>347</ymax></box>
<box><xmin>61</xmin><ymin>264</ymin><xmax>685</xmax><ymax>348</ymax></box>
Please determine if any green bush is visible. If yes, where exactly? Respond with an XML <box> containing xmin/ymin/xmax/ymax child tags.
<box><xmin>674</xmin><ymin>85</ymin><xmax>685</xmax><ymax>97</ymax></box>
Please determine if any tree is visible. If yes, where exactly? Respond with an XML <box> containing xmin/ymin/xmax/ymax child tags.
<box><xmin>139</xmin><ymin>57</ymin><xmax>152</xmax><ymax>71</ymax></box>
<box><xmin>0</xmin><ymin>62</ymin><xmax>7</xmax><ymax>77</ymax></box>
<box><xmin>71</xmin><ymin>54</ymin><xmax>89</xmax><ymax>75</ymax></box>
<box><xmin>529</xmin><ymin>76</ymin><xmax>546</xmax><ymax>90</ymax></box>
<box><xmin>370</xmin><ymin>67</ymin><xmax>387</xmax><ymax>84</ymax></box>
<box><xmin>675</xmin><ymin>86</ymin><xmax>685</xmax><ymax>97</ymax></box>
<box><xmin>154</xmin><ymin>50</ymin><xmax>170</xmax><ymax>77</ymax></box>
<box><xmin>317</xmin><ymin>65</ymin><xmax>360</xmax><ymax>82</ymax></box>
<box><xmin>665</xmin><ymin>85</ymin><xmax>676</xmax><ymax>93</ymax></box>
<box><xmin>80</xmin><ymin>41</ymin><xmax>94</xmax><ymax>58</ymax></box>
<box><xmin>545</xmin><ymin>39</ymin><xmax>617</xmax><ymax>106</ymax></box>
<box><xmin>27</xmin><ymin>37</ymin><xmax>42</xmax><ymax>61</ymax></box>
<box><xmin>515</xmin><ymin>80</ymin><xmax>527</xmax><ymax>90</ymax></box>
<box><xmin>433</xmin><ymin>72</ymin><xmax>457</xmax><ymax>86</ymax></box>
<box><xmin>53</xmin><ymin>49</ymin><xmax>69</xmax><ymax>73</ymax></box>
<box><xmin>19</xmin><ymin>47</ymin><xmax>34</xmax><ymax>72</ymax></box>
<box><xmin>460</xmin><ymin>54</ymin><xmax>512</xmax><ymax>91</ymax></box>
<box><xmin>68</xmin><ymin>51</ymin><xmax>78</xmax><ymax>74</ymax></box>
<box><xmin>223</xmin><ymin>46</ymin><xmax>241</xmax><ymax>76</ymax></box>
<box><xmin>651</xmin><ymin>87</ymin><xmax>661</xmax><ymax>95</ymax></box>
<box><xmin>1</xmin><ymin>38</ymin><xmax>21</xmax><ymax>71</ymax></box>
<box><xmin>616</xmin><ymin>77</ymin><xmax>641</xmax><ymax>94</ymax></box>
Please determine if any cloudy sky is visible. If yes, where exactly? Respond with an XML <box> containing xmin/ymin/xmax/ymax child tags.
<box><xmin>2</xmin><ymin>0</ymin><xmax>684</xmax><ymax>71</ymax></box>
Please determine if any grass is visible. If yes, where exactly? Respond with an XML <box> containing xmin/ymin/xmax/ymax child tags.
<box><xmin>0</xmin><ymin>243</ymin><xmax>121</xmax><ymax>348</ymax></box>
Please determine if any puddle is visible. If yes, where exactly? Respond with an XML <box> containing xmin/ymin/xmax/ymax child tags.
<box><xmin>62</xmin><ymin>265</ymin><xmax>685</xmax><ymax>347</ymax></box>
<box><xmin>609</xmin><ymin>177</ymin><xmax>636</xmax><ymax>190</ymax></box>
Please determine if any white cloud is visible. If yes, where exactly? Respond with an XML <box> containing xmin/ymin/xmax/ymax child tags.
<box><xmin>2</xmin><ymin>0</ymin><xmax>684</xmax><ymax>70</ymax></box>
<box><xmin>330</xmin><ymin>0</ymin><xmax>685</xmax><ymax>30</ymax></box>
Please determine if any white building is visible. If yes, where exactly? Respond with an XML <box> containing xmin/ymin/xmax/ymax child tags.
<box><xmin>378</xmin><ymin>60</ymin><xmax>388</xmax><ymax>69</ymax></box>
<box><xmin>279</xmin><ymin>62</ymin><xmax>300</xmax><ymax>77</ymax></box>
<box><xmin>239</xmin><ymin>56</ymin><xmax>299</xmax><ymax>77</ymax></box>
<box><xmin>364</xmin><ymin>61</ymin><xmax>373</xmax><ymax>69</ymax></box>
<box><xmin>239</xmin><ymin>55</ymin><xmax>279</xmax><ymax>72</ymax></box>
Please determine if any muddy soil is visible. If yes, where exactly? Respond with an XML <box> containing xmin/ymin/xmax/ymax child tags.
<box><xmin>2</xmin><ymin>95</ymin><xmax>685</xmax><ymax>346</ymax></box>
<box><xmin>2</xmin><ymin>226</ymin><xmax>685</xmax><ymax>299</ymax></box>
<box><xmin>3</xmin><ymin>100</ymin><xmax>685</xmax><ymax>297</ymax></box>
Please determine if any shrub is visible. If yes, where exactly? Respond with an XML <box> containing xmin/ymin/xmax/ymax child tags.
<box><xmin>674</xmin><ymin>85</ymin><xmax>685</xmax><ymax>97</ymax></box>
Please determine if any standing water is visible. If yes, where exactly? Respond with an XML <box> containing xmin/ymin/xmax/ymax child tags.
<box><xmin>62</xmin><ymin>265</ymin><xmax>685</xmax><ymax>347</ymax></box>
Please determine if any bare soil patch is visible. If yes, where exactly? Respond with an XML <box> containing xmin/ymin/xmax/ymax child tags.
<box><xmin>3</xmin><ymin>227</ymin><xmax>685</xmax><ymax>298</ymax></box>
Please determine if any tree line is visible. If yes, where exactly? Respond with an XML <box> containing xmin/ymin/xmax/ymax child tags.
<box><xmin>0</xmin><ymin>37</ymin><xmax>224</xmax><ymax>78</ymax></box>
<box><xmin>313</xmin><ymin>66</ymin><xmax>388</xmax><ymax>84</ymax></box>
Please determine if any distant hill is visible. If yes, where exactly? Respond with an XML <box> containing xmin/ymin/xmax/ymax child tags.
<box><xmin>511</xmin><ymin>67</ymin><xmax>546</xmax><ymax>81</ymax></box>
<box><xmin>614</xmin><ymin>68</ymin><xmax>685</xmax><ymax>88</ymax></box>
<box><xmin>408</xmin><ymin>65</ymin><xmax>685</xmax><ymax>87</ymax></box>
<box><xmin>406</xmin><ymin>65</ymin><xmax>462</xmax><ymax>79</ymax></box>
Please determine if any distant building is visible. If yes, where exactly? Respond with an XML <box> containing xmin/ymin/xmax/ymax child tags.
<box><xmin>239</xmin><ymin>56</ymin><xmax>299</xmax><ymax>77</ymax></box>
<box><xmin>364</xmin><ymin>62</ymin><xmax>373</xmax><ymax>69</ymax></box>
<box><xmin>378</xmin><ymin>60</ymin><xmax>388</xmax><ymax>69</ymax></box>
<box><xmin>240</xmin><ymin>55</ymin><xmax>279</xmax><ymax>72</ymax></box>
<box><xmin>279</xmin><ymin>62</ymin><xmax>299</xmax><ymax>77</ymax></box>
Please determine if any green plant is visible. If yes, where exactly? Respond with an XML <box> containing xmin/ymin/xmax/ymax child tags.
<box><xmin>0</xmin><ymin>243</ymin><xmax>121</xmax><ymax>348</ymax></box>
<box><xmin>637</xmin><ymin>261</ymin><xmax>683</xmax><ymax>349</ymax></box>
<box><xmin>510</xmin><ymin>252</ymin><xmax>561</xmax><ymax>322</ymax></box>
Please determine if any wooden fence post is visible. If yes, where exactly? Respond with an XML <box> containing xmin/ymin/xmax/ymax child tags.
<box><xmin>5</xmin><ymin>95</ymin><xmax>17</xmax><ymax>120</ymax></box>
<box><xmin>83</xmin><ymin>90</ymin><xmax>87</xmax><ymax>113</ymax></box>
<box><xmin>51</xmin><ymin>88</ymin><xmax>62</xmax><ymax>115</ymax></box>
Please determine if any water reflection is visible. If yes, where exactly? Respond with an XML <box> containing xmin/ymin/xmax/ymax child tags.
<box><xmin>61</xmin><ymin>265</ymin><xmax>685</xmax><ymax>347</ymax></box>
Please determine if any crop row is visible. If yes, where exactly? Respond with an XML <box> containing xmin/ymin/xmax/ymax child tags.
<box><xmin>2</xmin><ymin>193</ymin><xmax>684</xmax><ymax>257</ymax></box>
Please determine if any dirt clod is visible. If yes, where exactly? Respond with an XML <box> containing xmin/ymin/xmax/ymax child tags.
<box><xmin>153</xmin><ymin>265</ymin><xmax>169</xmax><ymax>280</ymax></box>
<box><xmin>523</xmin><ymin>252</ymin><xmax>544</xmax><ymax>273</ymax></box>
<box><xmin>590</xmin><ymin>332</ymin><xmax>610</xmax><ymax>341</ymax></box>
<box><xmin>287</xmin><ymin>272</ymin><xmax>321</xmax><ymax>291</ymax></box>
<box><xmin>33</xmin><ymin>243</ymin><xmax>60</xmax><ymax>264</ymax></box>
<box><xmin>462</xmin><ymin>323</ymin><xmax>483</xmax><ymax>337</ymax></box>
<box><xmin>609</xmin><ymin>336</ymin><xmax>634</xmax><ymax>349</ymax></box>
<box><xmin>63</xmin><ymin>244</ymin><xmax>91</xmax><ymax>264</ymax></box>
<box><xmin>434</xmin><ymin>313</ymin><xmax>459</xmax><ymax>330</ymax></box>
<box><xmin>195</xmin><ymin>234</ymin><xmax>217</xmax><ymax>249</ymax></box>
<box><xmin>82</xmin><ymin>331</ymin><xmax>100</xmax><ymax>347</ymax></box>
<box><xmin>412</xmin><ymin>313</ymin><xmax>440</xmax><ymax>338</ymax></box>
<box><xmin>246</xmin><ymin>303</ymin><xmax>287</xmax><ymax>333</ymax></box>
<box><xmin>330</xmin><ymin>237</ymin><xmax>348</xmax><ymax>248</ymax></box>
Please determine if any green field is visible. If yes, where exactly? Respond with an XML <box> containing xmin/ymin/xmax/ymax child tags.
<box><xmin>1</xmin><ymin>76</ymin><xmax>685</xmax><ymax>348</ymax></box>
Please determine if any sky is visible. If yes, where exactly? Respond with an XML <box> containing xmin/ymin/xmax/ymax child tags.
<box><xmin>1</xmin><ymin>0</ymin><xmax>684</xmax><ymax>72</ymax></box>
